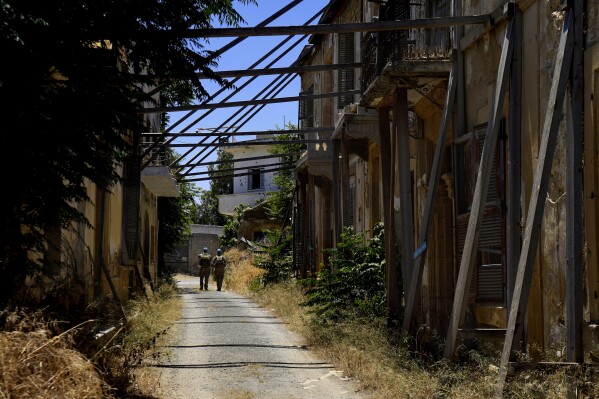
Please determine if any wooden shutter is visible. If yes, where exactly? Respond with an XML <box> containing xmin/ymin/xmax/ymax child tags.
<box><xmin>392</xmin><ymin>0</ymin><xmax>410</xmax><ymax>62</ymax></box>
<box><xmin>455</xmin><ymin>122</ymin><xmax>506</xmax><ymax>304</ymax></box>
<box><xmin>299</xmin><ymin>85</ymin><xmax>314</xmax><ymax>128</ymax></box>
<box><xmin>349</xmin><ymin>182</ymin><xmax>356</xmax><ymax>227</ymax></box>
<box><xmin>122</xmin><ymin>152</ymin><xmax>141</xmax><ymax>260</ymax></box>
<box><xmin>338</xmin><ymin>33</ymin><xmax>355</xmax><ymax>109</ymax></box>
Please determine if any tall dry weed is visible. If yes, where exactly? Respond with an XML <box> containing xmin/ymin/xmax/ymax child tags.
<box><xmin>223</xmin><ymin>248</ymin><xmax>264</xmax><ymax>295</ymax></box>
<box><xmin>0</xmin><ymin>313</ymin><xmax>104</xmax><ymax>399</ymax></box>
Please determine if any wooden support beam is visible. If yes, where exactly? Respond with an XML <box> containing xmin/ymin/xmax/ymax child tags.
<box><xmin>140</xmin><ymin>127</ymin><xmax>334</xmax><ymax>137</ymax></box>
<box><xmin>184</xmin><ymin>162</ymin><xmax>289</xmax><ymax>177</ymax></box>
<box><xmin>495</xmin><ymin>11</ymin><xmax>574</xmax><ymax>397</ymax></box>
<box><xmin>395</xmin><ymin>88</ymin><xmax>415</xmax><ymax>299</ymax></box>
<box><xmin>196</xmin><ymin>62</ymin><xmax>361</xmax><ymax>79</ymax></box>
<box><xmin>172</xmin><ymin>73</ymin><xmax>297</xmax><ymax>172</ymax></box>
<box><xmin>401</xmin><ymin>65</ymin><xmax>456</xmax><ymax>338</ymax></box>
<box><xmin>299</xmin><ymin>175</ymin><xmax>308</xmax><ymax>279</ymax></box>
<box><xmin>146</xmin><ymin>0</ymin><xmax>307</xmax><ymax>97</ymax></box>
<box><xmin>140</xmin><ymin>89</ymin><xmax>361</xmax><ymax>114</ymax></box>
<box><xmin>459</xmin><ymin>1</ymin><xmax>514</xmax><ymax>51</ymax></box>
<box><xmin>308</xmin><ymin>174</ymin><xmax>317</xmax><ymax>276</ymax></box>
<box><xmin>143</xmin><ymin>71</ymin><xmax>296</xmax><ymax>166</ymax></box>
<box><xmin>180</xmin><ymin>165</ymin><xmax>296</xmax><ymax>182</ymax></box>
<box><xmin>100</xmin><ymin>259</ymin><xmax>127</xmax><ymax>320</ymax></box>
<box><xmin>143</xmin><ymin>33</ymin><xmax>307</xmax><ymax>164</ymax></box>
<box><xmin>566</xmin><ymin>0</ymin><xmax>584</xmax><ymax>363</ymax></box>
<box><xmin>453</xmin><ymin>0</ymin><xmax>466</xmax><ymax>138</ymax></box>
<box><xmin>332</xmin><ymin>139</ymin><xmax>342</xmax><ymax>242</ymax></box>
<box><xmin>146</xmin><ymin>15</ymin><xmax>491</xmax><ymax>39</ymax></box>
<box><xmin>166</xmin><ymin>139</ymin><xmax>324</xmax><ymax>148</ymax></box>
<box><xmin>507</xmin><ymin>5</ymin><xmax>522</xmax><ymax>313</ymax></box>
<box><xmin>444</xmin><ymin>18</ymin><xmax>514</xmax><ymax>360</ymax></box>
<box><xmin>380</xmin><ymin>107</ymin><xmax>401</xmax><ymax>328</ymax></box>
<box><xmin>177</xmin><ymin>151</ymin><xmax>301</xmax><ymax>169</ymax></box>
<box><xmin>341</xmin><ymin>128</ymin><xmax>352</xmax><ymax>228</ymax></box>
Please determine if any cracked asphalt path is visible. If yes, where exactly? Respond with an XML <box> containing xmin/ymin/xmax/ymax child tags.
<box><xmin>156</xmin><ymin>280</ymin><xmax>365</xmax><ymax>399</ymax></box>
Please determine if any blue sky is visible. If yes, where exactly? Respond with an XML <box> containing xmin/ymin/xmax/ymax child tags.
<box><xmin>167</xmin><ymin>0</ymin><xmax>328</xmax><ymax>191</ymax></box>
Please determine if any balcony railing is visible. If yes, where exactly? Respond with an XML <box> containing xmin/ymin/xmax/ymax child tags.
<box><xmin>140</xmin><ymin>141</ymin><xmax>168</xmax><ymax>167</ymax></box>
<box><xmin>361</xmin><ymin>25</ymin><xmax>452</xmax><ymax>91</ymax></box>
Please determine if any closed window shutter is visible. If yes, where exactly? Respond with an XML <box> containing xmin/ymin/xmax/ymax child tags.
<box><xmin>349</xmin><ymin>183</ymin><xmax>356</xmax><ymax>227</ymax></box>
<box><xmin>299</xmin><ymin>85</ymin><xmax>314</xmax><ymax>128</ymax></box>
<box><xmin>122</xmin><ymin>153</ymin><xmax>140</xmax><ymax>260</ymax></box>
<box><xmin>338</xmin><ymin>33</ymin><xmax>355</xmax><ymax>109</ymax></box>
<box><xmin>392</xmin><ymin>0</ymin><xmax>410</xmax><ymax>62</ymax></box>
<box><xmin>455</xmin><ymin>122</ymin><xmax>506</xmax><ymax>304</ymax></box>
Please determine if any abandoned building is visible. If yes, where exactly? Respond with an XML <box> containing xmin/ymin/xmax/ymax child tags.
<box><xmin>291</xmin><ymin>0</ymin><xmax>599</xmax><ymax>385</ymax></box>
<box><xmin>48</xmin><ymin>0</ymin><xmax>596</xmax><ymax>392</ymax></box>
<box><xmin>218</xmin><ymin>135</ymin><xmax>283</xmax><ymax>242</ymax></box>
<box><xmin>59</xmin><ymin>92</ymin><xmax>179</xmax><ymax>305</ymax></box>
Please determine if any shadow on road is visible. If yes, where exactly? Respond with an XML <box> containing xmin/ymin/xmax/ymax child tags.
<box><xmin>163</xmin><ymin>344</ymin><xmax>307</xmax><ymax>350</ymax></box>
<box><xmin>152</xmin><ymin>361</ymin><xmax>333</xmax><ymax>370</ymax></box>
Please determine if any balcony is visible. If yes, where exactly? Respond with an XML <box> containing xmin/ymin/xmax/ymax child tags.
<box><xmin>361</xmin><ymin>24</ymin><xmax>453</xmax><ymax>108</ymax></box>
<box><xmin>140</xmin><ymin>142</ymin><xmax>180</xmax><ymax>197</ymax></box>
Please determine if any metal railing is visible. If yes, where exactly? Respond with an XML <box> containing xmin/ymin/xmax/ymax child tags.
<box><xmin>361</xmin><ymin>21</ymin><xmax>452</xmax><ymax>91</ymax></box>
<box><xmin>140</xmin><ymin>141</ymin><xmax>168</xmax><ymax>167</ymax></box>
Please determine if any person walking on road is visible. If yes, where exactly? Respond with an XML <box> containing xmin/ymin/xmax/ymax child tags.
<box><xmin>197</xmin><ymin>247</ymin><xmax>212</xmax><ymax>290</ymax></box>
<box><xmin>211</xmin><ymin>248</ymin><xmax>227</xmax><ymax>291</ymax></box>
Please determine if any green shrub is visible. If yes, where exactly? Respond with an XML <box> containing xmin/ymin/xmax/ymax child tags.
<box><xmin>254</xmin><ymin>227</ymin><xmax>294</xmax><ymax>285</ymax></box>
<box><xmin>302</xmin><ymin>223</ymin><xmax>386</xmax><ymax>322</ymax></box>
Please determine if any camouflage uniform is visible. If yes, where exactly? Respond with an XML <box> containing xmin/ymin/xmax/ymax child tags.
<box><xmin>211</xmin><ymin>255</ymin><xmax>227</xmax><ymax>291</ymax></box>
<box><xmin>197</xmin><ymin>253</ymin><xmax>212</xmax><ymax>290</ymax></box>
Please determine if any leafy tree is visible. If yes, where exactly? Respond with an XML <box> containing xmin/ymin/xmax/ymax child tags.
<box><xmin>249</xmin><ymin>122</ymin><xmax>304</xmax><ymax>285</ymax></box>
<box><xmin>0</xmin><ymin>0</ymin><xmax>255</xmax><ymax>303</ymax></box>
<box><xmin>195</xmin><ymin>148</ymin><xmax>233</xmax><ymax>225</ymax></box>
<box><xmin>254</xmin><ymin>227</ymin><xmax>295</xmax><ymax>285</ymax></box>
<box><xmin>195</xmin><ymin>189</ymin><xmax>227</xmax><ymax>226</ymax></box>
<box><xmin>157</xmin><ymin>151</ymin><xmax>200</xmax><ymax>277</ymax></box>
<box><xmin>219</xmin><ymin>203</ymin><xmax>248</xmax><ymax>250</ymax></box>
<box><xmin>267</xmin><ymin>121</ymin><xmax>305</xmax><ymax>222</ymax></box>
<box><xmin>209</xmin><ymin>149</ymin><xmax>234</xmax><ymax>196</ymax></box>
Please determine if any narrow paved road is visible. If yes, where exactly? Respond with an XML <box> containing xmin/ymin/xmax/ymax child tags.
<box><xmin>156</xmin><ymin>280</ymin><xmax>365</xmax><ymax>399</ymax></box>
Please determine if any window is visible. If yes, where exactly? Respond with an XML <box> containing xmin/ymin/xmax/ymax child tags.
<box><xmin>338</xmin><ymin>32</ymin><xmax>355</xmax><ymax>109</ymax></box>
<box><xmin>248</xmin><ymin>168</ymin><xmax>263</xmax><ymax>190</ymax></box>
<box><xmin>299</xmin><ymin>85</ymin><xmax>314</xmax><ymax>128</ymax></box>
<box><xmin>455</xmin><ymin>122</ymin><xmax>506</xmax><ymax>304</ymax></box>
<box><xmin>349</xmin><ymin>183</ymin><xmax>356</xmax><ymax>227</ymax></box>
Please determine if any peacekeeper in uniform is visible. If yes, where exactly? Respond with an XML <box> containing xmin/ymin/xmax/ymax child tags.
<box><xmin>211</xmin><ymin>248</ymin><xmax>227</xmax><ymax>291</ymax></box>
<box><xmin>197</xmin><ymin>247</ymin><xmax>212</xmax><ymax>290</ymax></box>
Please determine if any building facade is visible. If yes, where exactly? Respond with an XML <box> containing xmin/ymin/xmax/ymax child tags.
<box><xmin>295</xmin><ymin>0</ymin><xmax>599</xmax><ymax>361</ymax></box>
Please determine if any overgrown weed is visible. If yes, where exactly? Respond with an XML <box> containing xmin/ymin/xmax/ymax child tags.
<box><xmin>91</xmin><ymin>278</ymin><xmax>182</xmax><ymax>397</ymax></box>
<box><xmin>223</xmin><ymin>247</ymin><xmax>264</xmax><ymax>294</ymax></box>
<box><xmin>226</xmin><ymin>246</ymin><xmax>599</xmax><ymax>398</ymax></box>
<box><xmin>0</xmin><ymin>308</ymin><xmax>105</xmax><ymax>399</ymax></box>
<box><xmin>0</xmin><ymin>278</ymin><xmax>183</xmax><ymax>399</ymax></box>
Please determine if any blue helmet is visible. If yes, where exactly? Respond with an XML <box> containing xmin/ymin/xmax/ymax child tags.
<box><xmin>216</xmin><ymin>248</ymin><xmax>222</xmax><ymax>255</ymax></box>
<box><xmin>203</xmin><ymin>247</ymin><xmax>208</xmax><ymax>253</ymax></box>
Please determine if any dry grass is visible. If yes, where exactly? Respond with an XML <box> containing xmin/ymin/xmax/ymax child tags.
<box><xmin>0</xmin><ymin>278</ymin><xmax>183</xmax><ymax>399</ymax></box>
<box><xmin>225</xmin><ymin>248</ymin><xmax>599</xmax><ymax>399</ymax></box>
<box><xmin>120</xmin><ymin>281</ymin><xmax>183</xmax><ymax>397</ymax></box>
<box><xmin>0</xmin><ymin>317</ymin><xmax>104</xmax><ymax>399</ymax></box>
<box><xmin>220</xmin><ymin>388</ymin><xmax>256</xmax><ymax>399</ymax></box>
<box><xmin>0</xmin><ymin>309</ymin><xmax>107</xmax><ymax>399</ymax></box>
<box><xmin>223</xmin><ymin>248</ymin><xmax>264</xmax><ymax>295</ymax></box>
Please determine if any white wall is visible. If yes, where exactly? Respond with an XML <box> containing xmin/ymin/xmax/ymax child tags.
<box><xmin>227</xmin><ymin>141</ymin><xmax>279</xmax><ymax>194</ymax></box>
